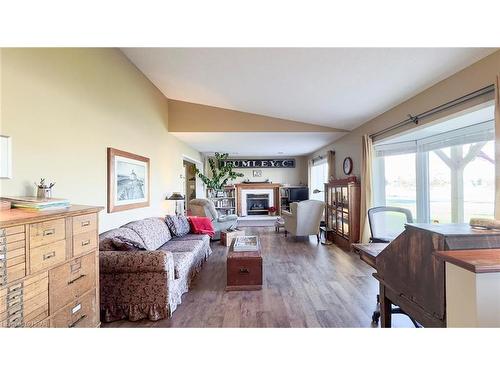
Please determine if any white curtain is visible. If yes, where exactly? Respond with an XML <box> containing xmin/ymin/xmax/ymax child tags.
<box><xmin>495</xmin><ymin>74</ymin><xmax>500</xmax><ymax>219</ymax></box>
<box><xmin>360</xmin><ymin>135</ymin><xmax>373</xmax><ymax>242</ymax></box>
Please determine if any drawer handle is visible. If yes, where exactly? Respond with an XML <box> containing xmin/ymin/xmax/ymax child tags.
<box><xmin>43</xmin><ymin>251</ymin><xmax>56</xmax><ymax>260</ymax></box>
<box><xmin>239</xmin><ymin>267</ymin><xmax>250</xmax><ymax>274</ymax></box>
<box><xmin>81</xmin><ymin>239</ymin><xmax>91</xmax><ymax>246</ymax></box>
<box><xmin>68</xmin><ymin>274</ymin><xmax>86</xmax><ymax>285</ymax></box>
<box><xmin>68</xmin><ymin>315</ymin><xmax>87</xmax><ymax>328</ymax></box>
<box><xmin>8</xmin><ymin>282</ymin><xmax>23</xmax><ymax>293</ymax></box>
<box><xmin>81</xmin><ymin>221</ymin><xmax>91</xmax><ymax>227</ymax></box>
<box><xmin>43</xmin><ymin>229</ymin><xmax>55</xmax><ymax>236</ymax></box>
<box><xmin>8</xmin><ymin>297</ymin><xmax>22</xmax><ymax>308</ymax></box>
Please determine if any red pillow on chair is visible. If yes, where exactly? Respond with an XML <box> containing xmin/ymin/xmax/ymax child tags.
<box><xmin>187</xmin><ymin>216</ymin><xmax>215</xmax><ymax>238</ymax></box>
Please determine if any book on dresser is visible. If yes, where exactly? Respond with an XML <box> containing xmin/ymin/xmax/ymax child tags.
<box><xmin>0</xmin><ymin>204</ymin><xmax>103</xmax><ymax>328</ymax></box>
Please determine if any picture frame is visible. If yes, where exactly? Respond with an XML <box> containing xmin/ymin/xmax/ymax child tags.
<box><xmin>0</xmin><ymin>135</ymin><xmax>12</xmax><ymax>179</ymax></box>
<box><xmin>253</xmin><ymin>170</ymin><xmax>262</xmax><ymax>177</ymax></box>
<box><xmin>107</xmin><ymin>147</ymin><xmax>150</xmax><ymax>213</ymax></box>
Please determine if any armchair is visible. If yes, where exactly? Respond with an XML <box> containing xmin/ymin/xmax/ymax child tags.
<box><xmin>189</xmin><ymin>198</ymin><xmax>238</xmax><ymax>240</ymax></box>
<box><xmin>282</xmin><ymin>200</ymin><xmax>326</xmax><ymax>242</ymax></box>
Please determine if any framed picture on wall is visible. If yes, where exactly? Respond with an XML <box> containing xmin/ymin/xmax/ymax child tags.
<box><xmin>107</xmin><ymin>147</ymin><xmax>150</xmax><ymax>213</ymax></box>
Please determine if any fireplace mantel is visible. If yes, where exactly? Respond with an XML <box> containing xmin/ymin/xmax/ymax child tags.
<box><xmin>234</xmin><ymin>183</ymin><xmax>282</xmax><ymax>216</ymax></box>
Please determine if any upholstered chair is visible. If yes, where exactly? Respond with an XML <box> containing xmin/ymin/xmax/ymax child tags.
<box><xmin>189</xmin><ymin>198</ymin><xmax>238</xmax><ymax>240</ymax></box>
<box><xmin>282</xmin><ymin>200</ymin><xmax>326</xmax><ymax>242</ymax></box>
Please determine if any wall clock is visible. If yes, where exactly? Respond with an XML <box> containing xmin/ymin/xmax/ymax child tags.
<box><xmin>343</xmin><ymin>157</ymin><xmax>353</xmax><ymax>175</ymax></box>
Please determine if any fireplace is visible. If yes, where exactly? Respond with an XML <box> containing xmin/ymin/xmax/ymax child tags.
<box><xmin>240</xmin><ymin>188</ymin><xmax>275</xmax><ymax>216</ymax></box>
<box><xmin>246</xmin><ymin>193</ymin><xmax>270</xmax><ymax>215</ymax></box>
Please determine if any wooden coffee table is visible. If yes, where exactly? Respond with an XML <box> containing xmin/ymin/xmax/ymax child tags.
<box><xmin>226</xmin><ymin>236</ymin><xmax>263</xmax><ymax>291</ymax></box>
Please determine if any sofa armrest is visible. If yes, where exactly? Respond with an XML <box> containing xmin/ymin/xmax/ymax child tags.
<box><xmin>99</xmin><ymin>250</ymin><xmax>174</xmax><ymax>279</ymax></box>
<box><xmin>217</xmin><ymin>214</ymin><xmax>238</xmax><ymax>223</ymax></box>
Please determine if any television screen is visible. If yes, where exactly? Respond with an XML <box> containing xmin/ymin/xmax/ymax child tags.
<box><xmin>289</xmin><ymin>187</ymin><xmax>309</xmax><ymax>202</ymax></box>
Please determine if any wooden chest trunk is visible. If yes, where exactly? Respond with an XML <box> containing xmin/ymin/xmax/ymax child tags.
<box><xmin>226</xmin><ymin>239</ymin><xmax>262</xmax><ymax>291</ymax></box>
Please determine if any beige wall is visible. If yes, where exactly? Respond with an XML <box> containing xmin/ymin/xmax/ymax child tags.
<box><xmin>229</xmin><ymin>156</ymin><xmax>308</xmax><ymax>186</ymax></box>
<box><xmin>168</xmin><ymin>99</ymin><xmax>344</xmax><ymax>132</ymax></box>
<box><xmin>309</xmin><ymin>50</ymin><xmax>500</xmax><ymax>180</ymax></box>
<box><xmin>0</xmin><ymin>48</ymin><xmax>202</xmax><ymax>232</ymax></box>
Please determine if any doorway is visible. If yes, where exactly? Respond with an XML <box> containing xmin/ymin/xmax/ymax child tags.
<box><xmin>183</xmin><ymin>159</ymin><xmax>197</xmax><ymax>214</ymax></box>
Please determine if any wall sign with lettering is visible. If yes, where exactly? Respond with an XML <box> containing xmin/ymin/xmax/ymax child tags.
<box><xmin>220</xmin><ymin>159</ymin><xmax>295</xmax><ymax>168</ymax></box>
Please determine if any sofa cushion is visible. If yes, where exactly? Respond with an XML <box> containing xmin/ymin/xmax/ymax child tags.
<box><xmin>123</xmin><ymin>217</ymin><xmax>172</xmax><ymax>250</ymax></box>
<box><xmin>172</xmin><ymin>252</ymin><xmax>195</xmax><ymax>279</ymax></box>
<box><xmin>170</xmin><ymin>233</ymin><xmax>210</xmax><ymax>243</ymax></box>
<box><xmin>165</xmin><ymin>215</ymin><xmax>190</xmax><ymax>237</ymax></box>
<box><xmin>99</xmin><ymin>227</ymin><xmax>146</xmax><ymax>251</ymax></box>
<box><xmin>158</xmin><ymin>239</ymin><xmax>204</xmax><ymax>254</ymax></box>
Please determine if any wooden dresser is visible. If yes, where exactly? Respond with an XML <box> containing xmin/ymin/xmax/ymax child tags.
<box><xmin>0</xmin><ymin>205</ymin><xmax>102</xmax><ymax>328</ymax></box>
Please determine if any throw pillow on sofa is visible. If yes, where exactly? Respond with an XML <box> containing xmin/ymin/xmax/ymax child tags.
<box><xmin>99</xmin><ymin>227</ymin><xmax>146</xmax><ymax>251</ymax></box>
<box><xmin>122</xmin><ymin>217</ymin><xmax>172</xmax><ymax>250</ymax></box>
<box><xmin>188</xmin><ymin>216</ymin><xmax>215</xmax><ymax>238</ymax></box>
<box><xmin>112</xmin><ymin>236</ymin><xmax>146</xmax><ymax>251</ymax></box>
<box><xmin>165</xmin><ymin>214</ymin><xmax>190</xmax><ymax>237</ymax></box>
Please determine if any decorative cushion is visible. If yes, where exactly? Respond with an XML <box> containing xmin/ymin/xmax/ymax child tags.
<box><xmin>165</xmin><ymin>215</ymin><xmax>191</xmax><ymax>237</ymax></box>
<box><xmin>99</xmin><ymin>227</ymin><xmax>146</xmax><ymax>251</ymax></box>
<box><xmin>123</xmin><ymin>217</ymin><xmax>172</xmax><ymax>250</ymax></box>
<box><xmin>112</xmin><ymin>236</ymin><xmax>146</xmax><ymax>251</ymax></box>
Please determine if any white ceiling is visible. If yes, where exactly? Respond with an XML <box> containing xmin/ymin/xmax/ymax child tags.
<box><xmin>171</xmin><ymin>132</ymin><xmax>343</xmax><ymax>156</ymax></box>
<box><xmin>122</xmin><ymin>48</ymin><xmax>496</xmax><ymax>130</ymax></box>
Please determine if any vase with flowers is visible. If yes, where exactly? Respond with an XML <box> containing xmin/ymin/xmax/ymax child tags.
<box><xmin>268</xmin><ymin>206</ymin><xmax>277</xmax><ymax>216</ymax></box>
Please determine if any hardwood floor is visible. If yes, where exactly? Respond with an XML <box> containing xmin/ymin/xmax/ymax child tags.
<box><xmin>102</xmin><ymin>227</ymin><xmax>413</xmax><ymax>328</ymax></box>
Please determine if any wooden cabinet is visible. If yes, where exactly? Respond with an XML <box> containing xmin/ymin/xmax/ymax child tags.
<box><xmin>0</xmin><ymin>205</ymin><xmax>102</xmax><ymax>328</ymax></box>
<box><xmin>324</xmin><ymin>177</ymin><xmax>361</xmax><ymax>251</ymax></box>
<box><xmin>207</xmin><ymin>186</ymin><xmax>237</xmax><ymax>216</ymax></box>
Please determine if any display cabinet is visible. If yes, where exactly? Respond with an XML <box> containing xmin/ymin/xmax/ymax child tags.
<box><xmin>324</xmin><ymin>177</ymin><xmax>361</xmax><ymax>251</ymax></box>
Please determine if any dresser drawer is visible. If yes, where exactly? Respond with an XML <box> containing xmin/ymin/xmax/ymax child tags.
<box><xmin>51</xmin><ymin>289</ymin><xmax>97</xmax><ymax>328</ymax></box>
<box><xmin>0</xmin><ymin>286</ymin><xmax>7</xmax><ymax>327</ymax></box>
<box><xmin>23</xmin><ymin>272</ymin><xmax>49</xmax><ymax>326</ymax></box>
<box><xmin>30</xmin><ymin>239</ymin><xmax>66</xmax><ymax>273</ymax></box>
<box><xmin>73</xmin><ymin>231</ymin><xmax>98</xmax><ymax>257</ymax></box>
<box><xmin>49</xmin><ymin>252</ymin><xmax>96</xmax><ymax>313</ymax></box>
<box><xmin>30</xmin><ymin>219</ymin><xmax>66</xmax><ymax>248</ymax></box>
<box><xmin>0</xmin><ymin>227</ymin><xmax>26</xmax><ymax>287</ymax></box>
<box><xmin>72</xmin><ymin>213</ymin><xmax>97</xmax><ymax>236</ymax></box>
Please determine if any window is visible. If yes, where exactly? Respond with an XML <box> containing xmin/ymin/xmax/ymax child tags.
<box><xmin>310</xmin><ymin>158</ymin><xmax>329</xmax><ymax>201</ymax></box>
<box><xmin>383</xmin><ymin>153</ymin><xmax>417</xmax><ymax>219</ymax></box>
<box><xmin>373</xmin><ymin>104</ymin><xmax>495</xmax><ymax>224</ymax></box>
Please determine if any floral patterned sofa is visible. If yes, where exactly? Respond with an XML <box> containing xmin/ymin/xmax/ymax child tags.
<box><xmin>98</xmin><ymin>217</ymin><xmax>212</xmax><ymax>322</ymax></box>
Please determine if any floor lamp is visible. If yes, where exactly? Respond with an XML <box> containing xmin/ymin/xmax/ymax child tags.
<box><xmin>167</xmin><ymin>192</ymin><xmax>185</xmax><ymax>215</ymax></box>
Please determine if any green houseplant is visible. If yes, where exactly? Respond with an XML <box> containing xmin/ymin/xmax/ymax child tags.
<box><xmin>193</xmin><ymin>152</ymin><xmax>244</xmax><ymax>194</ymax></box>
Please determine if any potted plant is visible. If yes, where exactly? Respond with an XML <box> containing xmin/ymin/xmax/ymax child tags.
<box><xmin>193</xmin><ymin>152</ymin><xmax>244</xmax><ymax>195</ymax></box>
<box><xmin>268</xmin><ymin>206</ymin><xmax>277</xmax><ymax>216</ymax></box>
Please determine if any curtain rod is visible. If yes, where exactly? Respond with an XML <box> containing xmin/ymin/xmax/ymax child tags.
<box><xmin>369</xmin><ymin>84</ymin><xmax>495</xmax><ymax>140</ymax></box>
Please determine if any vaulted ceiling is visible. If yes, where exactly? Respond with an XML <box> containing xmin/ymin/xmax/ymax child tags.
<box><xmin>122</xmin><ymin>48</ymin><xmax>497</xmax><ymax>155</ymax></box>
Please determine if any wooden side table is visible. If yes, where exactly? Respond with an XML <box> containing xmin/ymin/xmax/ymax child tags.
<box><xmin>221</xmin><ymin>229</ymin><xmax>245</xmax><ymax>246</ymax></box>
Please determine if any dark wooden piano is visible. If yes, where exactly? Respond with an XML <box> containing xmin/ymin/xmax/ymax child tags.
<box><xmin>375</xmin><ymin>223</ymin><xmax>500</xmax><ymax>327</ymax></box>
